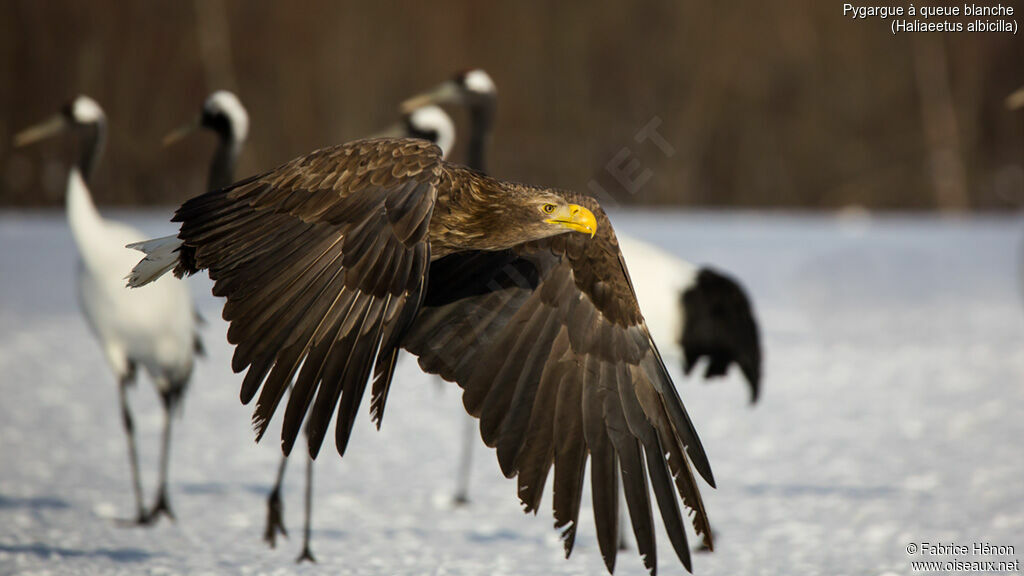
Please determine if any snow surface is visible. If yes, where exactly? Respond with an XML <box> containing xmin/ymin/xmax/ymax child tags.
<box><xmin>1</xmin><ymin>210</ymin><xmax>1022</xmax><ymax>576</ymax></box>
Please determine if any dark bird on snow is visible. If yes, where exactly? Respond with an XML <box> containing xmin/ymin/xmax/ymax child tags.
<box><xmin>129</xmin><ymin>137</ymin><xmax>715</xmax><ymax>574</ymax></box>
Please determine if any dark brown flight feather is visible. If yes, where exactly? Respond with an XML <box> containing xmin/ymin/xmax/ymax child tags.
<box><xmin>405</xmin><ymin>193</ymin><xmax>715</xmax><ymax>574</ymax></box>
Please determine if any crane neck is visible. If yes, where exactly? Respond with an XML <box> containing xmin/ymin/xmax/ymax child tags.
<box><xmin>76</xmin><ymin>120</ymin><xmax>106</xmax><ymax>183</ymax></box>
<box><xmin>208</xmin><ymin>137</ymin><xmax>240</xmax><ymax>191</ymax></box>
<box><xmin>467</xmin><ymin>103</ymin><xmax>494</xmax><ymax>174</ymax></box>
<box><xmin>65</xmin><ymin>167</ymin><xmax>107</xmax><ymax>268</ymax></box>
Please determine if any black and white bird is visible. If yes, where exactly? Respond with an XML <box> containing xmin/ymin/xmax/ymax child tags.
<box><xmin>14</xmin><ymin>96</ymin><xmax>202</xmax><ymax>524</ymax></box>
<box><xmin>402</xmin><ymin>69</ymin><xmax>495</xmax><ymax>172</ymax></box>
<box><xmin>401</xmin><ymin>69</ymin><xmax>763</xmax><ymax>507</ymax></box>
<box><xmin>256</xmin><ymin>103</ymin><xmax>458</xmax><ymax>563</ymax></box>
<box><xmin>376</xmin><ymin>104</ymin><xmax>457</xmax><ymax>156</ymax></box>
<box><xmin>615</xmin><ymin>236</ymin><xmax>761</xmax><ymax>401</ymax></box>
<box><xmin>163</xmin><ymin>90</ymin><xmax>250</xmax><ymax>190</ymax></box>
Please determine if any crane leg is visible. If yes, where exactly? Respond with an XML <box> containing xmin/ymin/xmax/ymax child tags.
<box><xmin>295</xmin><ymin>454</ymin><xmax>316</xmax><ymax>563</ymax></box>
<box><xmin>147</xmin><ymin>394</ymin><xmax>177</xmax><ymax>522</ymax></box>
<box><xmin>264</xmin><ymin>453</ymin><xmax>289</xmax><ymax>547</ymax></box>
<box><xmin>117</xmin><ymin>373</ymin><xmax>147</xmax><ymax>525</ymax></box>
<box><xmin>453</xmin><ymin>413</ymin><xmax>475</xmax><ymax>506</ymax></box>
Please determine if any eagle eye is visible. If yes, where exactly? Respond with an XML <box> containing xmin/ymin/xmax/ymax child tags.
<box><xmin>542</xmin><ymin>203</ymin><xmax>556</xmax><ymax>214</ymax></box>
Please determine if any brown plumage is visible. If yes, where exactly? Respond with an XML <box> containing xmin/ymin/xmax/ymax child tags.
<box><xmin>145</xmin><ymin>137</ymin><xmax>713</xmax><ymax>575</ymax></box>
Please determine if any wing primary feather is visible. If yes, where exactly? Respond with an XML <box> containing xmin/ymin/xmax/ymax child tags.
<box><xmin>642</xmin><ymin>341</ymin><xmax>716</xmax><ymax>488</ymax></box>
<box><xmin>305</xmin><ymin>294</ymin><xmax>373</xmax><ymax>457</ymax></box>
<box><xmin>227</xmin><ymin>231</ymin><xmax>344</xmax><ymax>372</ymax></box>
<box><xmin>250</xmin><ymin>340</ymin><xmax>305</xmax><ymax>446</ymax></box>
<box><xmin>242</xmin><ymin>239</ymin><xmax>350</xmax><ymax>441</ymax></box>
<box><xmin>370</xmin><ymin>278</ymin><xmax>425</xmax><ymax>428</ymax></box>
<box><xmin>478</xmin><ymin>296</ymin><xmax>550</xmax><ymax>450</ymax></box>
<box><xmin>614</xmin><ymin>437</ymin><xmax>656</xmax><ymax>575</ymax></box>
<box><xmin>514</xmin><ymin>328</ymin><xmax>572</xmax><ymax>513</ymax></box>
<box><xmin>279</xmin><ymin>331</ymin><xmax>336</xmax><ymax>455</ymax></box>
<box><xmin>643</xmin><ymin>435</ymin><xmax>692</xmax><ymax>573</ymax></box>
<box><xmin>334</xmin><ymin>296</ymin><xmax>389</xmax><ymax>456</ymax></box>
<box><xmin>552</xmin><ymin>363</ymin><xmax>586</xmax><ymax>558</ymax></box>
<box><xmin>277</xmin><ymin>276</ymin><xmax>352</xmax><ymax>454</ymax></box>
<box><xmin>623</xmin><ymin>371</ymin><xmax>693</xmax><ymax>572</ymax></box>
<box><xmin>611</xmin><ymin>368</ymin><xmax>657</xmax><ymax>575</ymax></box>
<box><xmin>656</xmin><ymin>412</ymin><xmax>713</xmax><ymax>551</ymax></box>
<box><xmin>166</xmin><ymin>139</ymin><xmax>443</xmax><ymax>471</ymax></box>
<box><xmin>583</xmin><ymin>359</ymin><xmax>619</xmax><ymax>573</ymax></box>
<box><xmin>239</xmin><ymin>356</ymin><xmax>273</xmax><ymax>404</ymax></box>
<box><xmin>494</xmin><ymin>311</ymin><xmax>560</xmax><ymax>476</ymax></box>
<box><xmin>214</xmin><ymin>219</ymin><xmax>320</xmax><ymax>299</ymax></box>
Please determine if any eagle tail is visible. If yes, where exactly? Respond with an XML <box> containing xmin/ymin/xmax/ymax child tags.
<box><xmin>126</xmin><ymin>235</ymin><xmax>182</xmax><ymax>287</ymax></box>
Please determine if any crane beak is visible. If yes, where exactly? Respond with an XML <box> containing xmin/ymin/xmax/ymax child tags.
<box><xmin>1007</xmin><ymin>86</ymin><xmax>1024</xmax><ymax>111</ymax></box>
<box><xmin>546</xmin><ymin>204</ymin><xmax>598</xmax><ymax>238</ymax></box>
<box><xmin>14</xmin><ymin>115</ymin><xmax>67</xmax><ymax>148</ymax></box>
<box><xmin>162</xmin><ymin>118</ymin><xmax>201</xmax><ymax>147</ymax></box>
<box><xmin>369</xmin><ymin>123</ymin><xmax>405</xmax><ymax>139</ymax></box>
<box><xmin>400</xmin><ymin>81</ymin><xmax>462</xmax><ymax>113</ymax></box>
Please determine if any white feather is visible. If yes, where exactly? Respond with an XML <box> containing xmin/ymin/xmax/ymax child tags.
<box><xmin>464</xmin><ymin>69</ymin><xmax>496</xmax><ymax>95</ymax></box>
<box><xmin>408</xmin><ymin>105</ymin><xmax>456</xmax><ymax>159</ymax></box>
<box><xmin>204</xmin><ymin>90</ymin><xmax>249</xmax><ymax>144</ymax></box>
<box><xmin>67</xmin><ymin>168</ymin><xmax>197</xmax><ymax>389</ymax></box>
<box><xmin>71</xmin><ymin>95</ymin><xmax>105</xmax><ymax>124</ymax></box>
<box><xmin>126</xmin><ymin>235</ymin><xmax>183</xmax><ymax>288</ymax></box>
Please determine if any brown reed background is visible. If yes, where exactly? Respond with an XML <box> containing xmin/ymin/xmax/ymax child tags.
<box><xmin>2</xmin><ymin>1</ymin><xmax>1024</xmax><ymax>209</ymax></box>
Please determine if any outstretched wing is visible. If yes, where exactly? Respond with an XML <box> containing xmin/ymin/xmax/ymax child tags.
<box><xmin>402</xmin><ymin>193</ymin><xmax>714</xmax><ymax>575</ymax></box>
<box><xmin>680</xmin><ymin>267</ymin><xmax>762</xmax><ymax>403</ymax></box>
<box><xmin>172</xmin><ymin>138</ymin><xmax>441</xmax><ymax>458</ymax></box>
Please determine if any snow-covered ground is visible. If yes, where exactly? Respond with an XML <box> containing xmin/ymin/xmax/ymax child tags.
<box><xmin>0</xmin><ymin>210</ymin><xmax>1021</xmax><ymax>576</ymax></box>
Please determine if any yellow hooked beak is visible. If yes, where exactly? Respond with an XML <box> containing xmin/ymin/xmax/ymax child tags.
<box><xmin>546</xmin><ymin>204</ymin><xmax>597</xmax><ymax>238</ymax></box>
<box><xmin>162</xmin><ymin>117</ymin><xmax>201</xmax><ymax>147</ymax></box>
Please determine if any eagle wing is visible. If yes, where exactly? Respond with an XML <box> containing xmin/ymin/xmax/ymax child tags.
<box><xmin>402</xmin><ymin>193</ymin><xmax>714</xmax><ymax>574</ymax></box>
<box><xmin>173</xmin><ymin>138</ymin><xmax>441</xmax><ymax>457</ymax></box>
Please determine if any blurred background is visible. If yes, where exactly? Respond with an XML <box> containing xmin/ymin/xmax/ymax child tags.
<box><xmin>3</xmin><ymin>0</ymin><xmax>1024</xmax><ymax>209</ymax></box>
